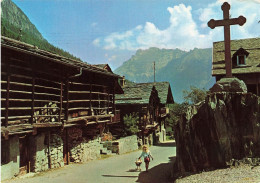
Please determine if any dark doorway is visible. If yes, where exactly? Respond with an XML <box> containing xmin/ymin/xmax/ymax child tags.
<box><xmin>19</xmin><ymin>135</ymin><xmax>30</xmax><ymax>175</ymax></box>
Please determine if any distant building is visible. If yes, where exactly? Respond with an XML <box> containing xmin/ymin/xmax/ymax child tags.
<box><xmin>212</xmin><ymin>37</ymin><xmax>260</xmax><ymax>95</ymax></box>
<box><xmin>1</xmin><ymin>36</ymin><xmax>123</xmax><ymax>181</ymax></box>
<box><xmin>115</xmin><ymin>79</ymin><xmax>174</xmax><ymax>145</ymax></box>
<box><xmin>93</xmin><ymin>64</ymin><xmax>113</xmax><ymax>73</ymax></box>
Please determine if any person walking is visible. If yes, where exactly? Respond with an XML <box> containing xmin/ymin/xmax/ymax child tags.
<box><xmin>138</xmin><ymin>145</ymin><xmax>153</xmax><ymax>172</ymax></box>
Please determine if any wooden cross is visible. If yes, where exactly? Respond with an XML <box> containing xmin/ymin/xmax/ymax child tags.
<box><xmin>208</xmin><ymin>2</ymin><xmax>246</xmax><ymax>78</ymax></box>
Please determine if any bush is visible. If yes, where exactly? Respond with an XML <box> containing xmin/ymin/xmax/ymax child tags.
<box><xmin>183</xmin><ymin>86</ymin><xmax>207</xmax><ymax>104</ymax></box>
<box><xmin>123</xmin><ymin>113</ymin><xmax>139</xmax><ymax>136</ymax></box>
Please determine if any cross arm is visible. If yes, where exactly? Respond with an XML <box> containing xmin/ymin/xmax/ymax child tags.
<box><xmin>208</xmin><ymin>16</ymin><xmax>246</xmax><ymax>29</ymax></box>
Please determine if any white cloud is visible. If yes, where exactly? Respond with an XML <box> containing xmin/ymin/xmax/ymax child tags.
<box><xmin>93</xmin><ymin>38</ymin><xmax>100</xmax><ymax>46</ymax></box>
<box><xmin>94</xmin><ymin>1</ymin><xmax>260</xmax><ymax>51</ymax></box>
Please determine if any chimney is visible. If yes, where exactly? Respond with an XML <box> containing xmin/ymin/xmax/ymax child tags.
<box><xmin>120</xmin><ymin>76</ymin><xmax>126</xmax><ymax>87</ymax></box>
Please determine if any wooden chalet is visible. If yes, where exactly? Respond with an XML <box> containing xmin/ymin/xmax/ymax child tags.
<box><xmin>1</xmin><ymin>36</ymin><xmax>123</xmax><ymax>180</ymax></box>
<box><xmin>115</xmin><ymin>80</ymin><xmax>174</xmax><ymax>145</ymax></box>
<box><xmin>212</xmin><ymin>37</ymin><xmax>260</xmax><ymax>95</ymax></box>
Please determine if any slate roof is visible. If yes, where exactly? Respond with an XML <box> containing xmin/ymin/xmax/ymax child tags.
<box><xmin>115</xmin><ymin>82</ymin><xmax>174</xmax><ymax>105</ymax></box>
<box><xmin>212</xmin><ymin>37</ymin><xmax>260</xmax><ymax>76</ymax></box>
<box><xmin>1</xmin><ymin>36</ymin><xmax>119</xmax><ymax>78</ymax></box>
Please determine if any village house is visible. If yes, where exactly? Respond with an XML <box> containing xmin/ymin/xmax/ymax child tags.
<box><xmin>1</xmin><ymin>36</ymin><xmax>123</xmax><ymax>181</ymax></box>
<box><xmin>212</xmin><ymin>37</ymin><xmax>260</xmax><ymax>95</ymax></box>
<box><xmin>115</xmin><ymin>78</ymin><xmax>174</xmax><ymax>145</ymax></box>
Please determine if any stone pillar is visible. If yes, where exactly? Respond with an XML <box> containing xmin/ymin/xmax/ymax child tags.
<box><xmin>1</xmin><ymin>135</ymin><xmax>20</xmax><ymax>181</ymax></box>
<box><xmin>29</xmin><ymin>133</ymin><xmax>49</xmax><ymax>172</ymax></box>
<box><xmin>49</xmin><ymin>133</ymin><xmax>64</xmax><ymax>168</ymax></box>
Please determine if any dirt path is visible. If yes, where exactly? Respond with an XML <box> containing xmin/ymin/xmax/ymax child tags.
<box><xmin>3</xmin><ymin>141</ymin><xmax>176</xmax><ymax>183</ymax></box>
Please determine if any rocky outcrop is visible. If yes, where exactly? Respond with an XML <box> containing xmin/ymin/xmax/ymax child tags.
<box><xmin>174</xmin><ymin>92</ymin><xmax>260</xmax><ymax>174</ymax></box>
<box><xmin>210</xmin><ymin>77</ymin><xmax>247</xmax><ymax>93</ymax></box>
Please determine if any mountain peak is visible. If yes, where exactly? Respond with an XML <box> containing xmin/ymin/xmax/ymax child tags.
<box><xmin>1</xmin><ymin>0</ymin><xmax>81</xmax><ymax>61</ymax></box>
<box><xmin>114</xmin><ymin>47</ymin><xmax>214</xmax><ymax>102</ymax></box>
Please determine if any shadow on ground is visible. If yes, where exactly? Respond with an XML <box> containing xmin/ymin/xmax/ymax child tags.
<box><xmin>102</xmin><ymin>175</ymin><xmax>138</xmax><ymax>178</ymax></box>
<box><xmin>154</xmin><ymin>142</ymin><xmax>176</xmax><ymax>147</ymax></box>
<box><xmin>136</xmin><ymin>156</ymin><xmax>176</xmax><ymax>183</ymax></box>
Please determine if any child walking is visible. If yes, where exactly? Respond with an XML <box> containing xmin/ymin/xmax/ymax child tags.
<box><xmin>138</xmin><ymin>145</ymin><xmax>153</xmax><ymax>172</ymax></box>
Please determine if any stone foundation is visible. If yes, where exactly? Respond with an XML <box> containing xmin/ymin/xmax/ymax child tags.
<box><xmin>1</xmin><ymin>131</ymin><xmax>64</xmax><ymax>181</ymax></box>
<box><xmin>70</xmin><ymin>138</ymin><xmax>101</xmax><ymax>162</ymax></box>
<box><xmin>30</xmin><ymin>132</ymin><xmax>64</xmax><ymax>172</ymax></box>
<box><xmin>1</xmin><ymin>136</ymin><xmax>20</xmax><ymax>181</ymax></box>
<box><xmin>49</xmin><ymin>133</ymin><xmax>64</xmax><ymax>168</ymax></box>
<box><xmin>66</xmin><ymin>127</ymin><xmax>102</xmax><ymax>163</ymax></box>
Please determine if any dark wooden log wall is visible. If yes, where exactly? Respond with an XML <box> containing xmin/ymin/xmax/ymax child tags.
<box><xmin>1</xmin><ymin>49</ymin><xmax>115</xmax><ymax>129</ymax></box>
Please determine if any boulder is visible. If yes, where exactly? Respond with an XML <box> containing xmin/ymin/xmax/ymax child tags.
<box><xmin>174</xmin><ymin>92</ymin><xmax>260</xmax><ymax>175</ymax></box>
<box><xmin>210</xmin><ymin>77</ymin><xmax>247</xmax><ymax>93</ymax></box>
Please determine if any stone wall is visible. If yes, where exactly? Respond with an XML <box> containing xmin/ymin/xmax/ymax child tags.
<box><xmin>49</xmin><ymin>133</ymin><xmax>64</xmax><ymax>168</ymax></box>
<box><xmin>30</xmin><ymin>133</ymin><xmax>48</xmax><ymax>172</ymax></box>
<box><xmin>101</xmin><ymin>135</ymin><xmax>138</xmax><ymax>155</ymax></box>
<box><xmin>67</xmin><ymin>127</ymin><xmax>101</xmax><ymax>163</ymax></box>
<box><xmin>30</xmin><ymin>132</ymin><xmax>64</xmax><ymax>172</ymax></box>
<box><xmin>1</xmin><ymin>136</ymin><xmax>20</xmax><ymax>181</ymax></box>
<box><xmin>118</xmin><ymin>135</ymin><xmax>138</xmax><ymax>154</ymax></box>
<box><xmin>174</xmin><ymin>92</ymin><xmax>260</xmax><ymax>175</ymax></box>
<box><xmin>70</xmin><ymin>138</ymin><xmax>101</xmax><ymax>162</ymax></box>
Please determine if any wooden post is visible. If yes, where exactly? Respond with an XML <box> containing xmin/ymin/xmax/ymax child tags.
<box><xmin>107</xmin><ymin>93</ymin><xmax>109</xmax><ymax>114</ymax></box>
<box><xmin>98</xmin><ymin>93</ymin><xmax>100</xmax><ymax>115</ymax></box>
<box><xmin>66</xmin><ymin>128</ymin><xmax>69</xmax><ymax>165</ymax></box>
<box><xmin>59</xmin><ymin>81</ymin><xmax>63</xmax><ymax>123</ymax></box>
<box><xmin>47</xmin><ymin>130</ymin><xmax>52</xmax><ymax>169</ymax></box>
<box><xmin>30</xmin><ymin>77</ymin><xmax>35</xmax><ymax>124</ymax></box>
<box><xmin>5</xmin><ymin>73</ymin><xmax>10</xmax><ymax>128</ymax></box>
<box><xmin>90</xmin><ymin>83</ymin><xmax>92</xmax><ymax>115</ymax></box>
<box><xmin>65</xmin><ymin>80</ymin><xmax>69</xmax><ymax>121</ymax></box>
<box><xmin>257</xmin><ymin>81</ymin><xmax>259</xmax><ymax>96</ymax></box>
<box><xmin>113</xmin><ymin>81</ymin><xmax>115</xmax><ymax>115</ymax></box>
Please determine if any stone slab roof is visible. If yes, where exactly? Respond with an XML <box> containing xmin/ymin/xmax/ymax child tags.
<box><xmin>212</xmin><ymin>37</ymin><xmax>260</xmax><ymax>76</ymax></box>
<box><xmin>1</xmin><ymin>36</ymin><xmax>119</xmax><ymax>78</ymax></box>
<box><xmin>115</xmin><ymin>82</ymin><xmax>174</xmax><ymax>105</ymax></box>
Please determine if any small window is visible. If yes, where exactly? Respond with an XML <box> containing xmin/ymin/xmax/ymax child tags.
<box><xmin>232</xmin><ymin>48</ymin><xmax>249</xmax><ymax>67</ymax></box>
<box><xmin>237</xmin><ymin>55</ymin><xmax>246</xmax><ymax>65</ymax></box>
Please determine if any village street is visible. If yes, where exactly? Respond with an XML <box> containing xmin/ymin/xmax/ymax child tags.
<box><xmin>3</xmin><ymin>141</ymin><xmax>176</xmax><ymax>183</ymax></box>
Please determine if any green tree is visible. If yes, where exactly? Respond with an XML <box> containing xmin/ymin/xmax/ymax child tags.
<box><xmin>183</xmin><ymin>86</ymin><xmax>207</xmax><ymax>104</ymax></box>
<box><xmin>166</xmin><ymin>86</ymin><xmax>208</xmax><ymax>138</ymax></box>
<box><xmin>165</xmin><ymin>103</ymin><xmax>189</xmax><ymax>130</ymax></box>
<box><xmin>123</xmin><ymin>113</ymin><xmax>139</xmax><ymax>136</ymax></box>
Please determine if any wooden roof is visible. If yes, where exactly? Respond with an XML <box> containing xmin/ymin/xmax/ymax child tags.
<box><xmin>115</xmin><ymin>82</ymin><xmax>174</xmax><ymax>105</ymax></box>
<box><xmin>212</xmin><ymin>37</ymin><xmax>260</xmax><ymax>76</ymax></box>
<box><xmin>1</xmin><ymin>36</ymin><xmax>120</xmax><ymax>78</ymax></box>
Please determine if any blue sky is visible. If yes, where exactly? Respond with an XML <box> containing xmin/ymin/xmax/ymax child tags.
<box><xmin>13</xmin><ymin>0</ymin><xmax>260</xmax><ymax>70</ymax></box>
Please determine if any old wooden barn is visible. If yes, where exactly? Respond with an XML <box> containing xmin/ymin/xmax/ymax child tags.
<box><xmin>1</xmin><ymin>36</ymin><xmax>123</xmax><ymax>180</ymax></box>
